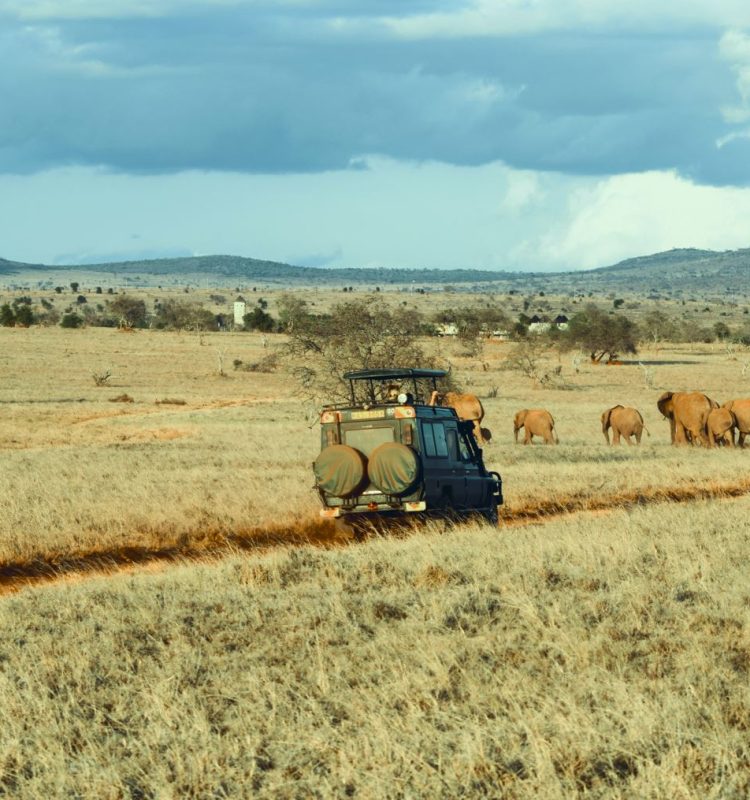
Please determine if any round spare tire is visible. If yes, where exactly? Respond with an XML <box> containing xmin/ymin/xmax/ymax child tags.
<box><xmin>368</xmin><ymin>442</ymin><xmax>420</xmax><ymax>496</ymax></box>
<box><xmin>313</xmin><ymin>445</ymin><xmax>367</xmax><ymax>498</ymax></box>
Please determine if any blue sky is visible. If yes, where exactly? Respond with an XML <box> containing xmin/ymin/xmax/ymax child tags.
<box><xmin>2</xmin><ymin>0</ymin><xmax>750</xmax><ymax>270</ymax></box>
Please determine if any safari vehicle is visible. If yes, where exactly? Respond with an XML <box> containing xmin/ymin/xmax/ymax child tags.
<box><xmin>313</xmin><ymin>368</ymin><xmax>502</xmax><ymax>535</ymax></box>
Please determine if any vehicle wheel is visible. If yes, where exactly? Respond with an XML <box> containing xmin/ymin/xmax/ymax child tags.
<box><xmin>333</xmin><ymin>517</ymin><xmax>369</xmax><ymax>541</ymax></box>
<box><xmin>482</xmin><ymin>504</ymin><xmax>499</xmax><ymax>526</ymax></box>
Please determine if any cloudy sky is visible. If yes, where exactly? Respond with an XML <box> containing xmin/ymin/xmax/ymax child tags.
<box><xmin>2</xmin><ymin>0</ymin><xmax>750</xmax><ymax>271</ymax></box>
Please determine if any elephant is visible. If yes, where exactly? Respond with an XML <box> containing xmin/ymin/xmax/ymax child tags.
<box><xmin>429</xmin><ymin>390</ymin><xmax>486</xmax><ymax>444</ymax></box>
<box><xmin>722</xmin><ymin>399</ymin><xmax>750</xmax><ymax>447</ymax></box>
<box><xmin>514</xmin><ymin>409</ymin><xmax>558</xmax><ymax>445</ymax></box>
<box><xmin>656</xmin><ymin>391</ymin><xmax>715</xmax><ymax>446</ymax></box>
<box><xmin>601</xmin><ymin>405</ymin><xmax>648</xmax><ymax>445</ymax></box>
<box><xmin>707</xmin><ymin>407</ymin><xmax>735</xmax><ymax>447</ymax></box>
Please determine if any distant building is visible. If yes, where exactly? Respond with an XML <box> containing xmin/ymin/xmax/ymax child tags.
<box><xmin>233</xmin><ymin>296</ymin><xmax>246</xmax><ymax>326</ymax></box>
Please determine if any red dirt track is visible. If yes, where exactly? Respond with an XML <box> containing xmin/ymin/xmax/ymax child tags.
<box><xmin>2</xmin><ymin>478</ymin><xmax>750</xmax><ymax>597</ymax></box>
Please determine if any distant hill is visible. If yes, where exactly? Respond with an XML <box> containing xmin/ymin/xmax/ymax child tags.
<box><xmin>1</xmin><ymin>247</ymin><xmax>749</xmax><ymax>297</ymax></box>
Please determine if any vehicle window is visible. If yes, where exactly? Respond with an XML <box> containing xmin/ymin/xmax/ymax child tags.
<box><xmin>445</xmin><ymin>428</ymin><xmax>460</xmax><ymax>462</ymax></box>
<box><xmin>344</xmin><ymin>426</ymin><xmax>394</xmax><ymax>456</ymax></box>
<box><xmin>421</xmin><ymin>423</ymin><xmax>436</xmax><ymax>457</ymax></box>
<box><xmin>433</xmin><ymin>424</ymin><xmax>449</xmax><ymax>457</ymax></box>
<box><xmin>458</xmin><ymin>433</ymin><xmax>473</xmax><ymax>462</ymax></box>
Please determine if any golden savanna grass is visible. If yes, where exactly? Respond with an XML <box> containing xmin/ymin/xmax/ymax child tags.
<box><xmin>1</xmin><ymin>502</ymin><xmax>750</xmax><ymax>797</ymax></box>
<box><xmin>2</xmin><ymin>300</ymin><xmax>750</xmax><ymax>797</ymax></box>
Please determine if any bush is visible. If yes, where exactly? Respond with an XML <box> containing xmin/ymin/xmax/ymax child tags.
<box><xmin>60</xmin><ymin>313</ymin><xmax>84</xmax><ymax>329</ymax></box>
<box><xmin>0</xmin><ymin>304</ymin><xmax>15</xmax><ymax>327</ymax></box>
<box><xmin>109</xmin><ymin>296</ymin><xmax>148</xmax><ymax>328</ymax></box>
<box><xmin>243</xmin><ymin>307</ymin><xmax>276</xmax><ymax>332</ymax></box>
<box><xmin>14</xmin><ymin>305</ymin><xmax>34</xmax><ymax>327</ymax></box>
<box><xmin>153</xmin><ymin>300</ymin><xmax>217</xmax><ymax>331</ymax></box>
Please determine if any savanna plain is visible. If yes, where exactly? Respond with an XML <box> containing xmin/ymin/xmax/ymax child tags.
<box><xmin>2</xmin><ymin>291</ymin><xmax>750</xmax><ymax>798</ymax></box>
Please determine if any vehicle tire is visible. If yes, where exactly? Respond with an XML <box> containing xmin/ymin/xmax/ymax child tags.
<box><xmin>334</xmin><ymin>516</ymin><xmax>372</xmax><ymax>541</ymax></box>
<box><xmin>367</xmin><ymin>442</ymin><xmax>420</xmax><ymax>496</ymax></box>
<box><xmin>313</xmin><ymin>445</ymin><xmax>367</xmax><ymax>498</ymax></box>
<box><xmin>482</xmin><ymin>504</ymin><xmax>499</xmax><ymax>526</ymax></box>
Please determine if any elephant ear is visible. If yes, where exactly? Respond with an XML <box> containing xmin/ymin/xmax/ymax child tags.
<box><xmin>657</xmin><ymin>392</ymin><xmax>673</xmax><ymax>416</ymax></box>
<box><xmin>601</xmin><ymin>408</ymin><xmax>612</xmax><ymax>428</ymax></box>
<box><xmin>515</xmin><ymin>409</ymin><xmax>527</xmax><ymax>426</ymax></box>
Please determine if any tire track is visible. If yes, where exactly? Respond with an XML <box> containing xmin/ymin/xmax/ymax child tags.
<box><xmin>3</xmin><ymin>478</ymin><xmax>750</xmax><ymax>596</ymax></box>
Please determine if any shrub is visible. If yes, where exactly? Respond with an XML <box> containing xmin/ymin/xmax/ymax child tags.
<box><xmin>243</xmin><ymin>307</ymin><xmax>276</xmax><ymax>332</ymax></box>
<box><xmin>109</xmin><ymin>296</ymin><xmax>148</xmax><ymax>328</ymax></box>
<box><xmin>153</xmin><ymin>300</ymin><xmax>217</xmax><ymax>331</ymax></box>
<box><xmin>0</xmin><ymin>304</ymin><xmax>15</xmax><ymax>327</ymax></box>
<box><xmin>14</xmin><ymin>305</ymin><xmax>34</xmax><ymax>327</ymax></box>
<box><xmin>60</xmin><ymin>313</ymin><xmax>84</xmax><ymax>329</ymax></box>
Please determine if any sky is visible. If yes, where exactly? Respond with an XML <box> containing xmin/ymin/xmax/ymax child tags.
<box><xmin>1</xmin><ymin>1</ymin><xmax>750</xmax><ymax>271</ymax></box>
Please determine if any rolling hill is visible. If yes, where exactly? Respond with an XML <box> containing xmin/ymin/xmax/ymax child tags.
<box><xmin>1</xmin><ymin>247</ymin><xmax>749</xmax><ymax>296</ymax></box>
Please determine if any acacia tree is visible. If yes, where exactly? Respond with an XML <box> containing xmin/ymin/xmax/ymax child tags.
<box><xmin>109</xmin><ymin>295</ymin><xmax>148</xmax><ymax>328</ymax></box>
<box><xmin>283</xmin><ymin>297</ymin><xmax>444</xmax><ymax>401</ymax></box>
<box><xmin>565</xmin><ymin>304</ymin><xmax>639</xmax><ymax>362</ymax></box>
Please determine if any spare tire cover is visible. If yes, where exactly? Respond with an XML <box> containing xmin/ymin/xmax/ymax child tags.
<box><xmin>368</xmin><ymin>442</ymin><xmax>420</xmax><ymax>496</ymax></box>
<box><xmin>314</xmin><ymin>445</ymin><xmax>367</xmax><ymax>498</ymax></box>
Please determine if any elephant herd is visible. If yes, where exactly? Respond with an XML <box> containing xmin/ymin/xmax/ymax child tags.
<box><xmin>657</xmin><ymin>392</ymin><xmax>750</xmax><ymax>447</ymax></box>
<box><xmin>512</xmin><ymin>393</ymin><xmax>750</xmax><ymax>447</ymax></box>
<box><xmin>432</xmin><ymin>387</ymin><xmax>750</xmax><ymax>447</ymax></box>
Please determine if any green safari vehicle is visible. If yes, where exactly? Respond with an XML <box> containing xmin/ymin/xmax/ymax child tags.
<box><xmin>313</xmin><ymin>368</ymin><xmax>502</xmax><ymax>535</ymax></box>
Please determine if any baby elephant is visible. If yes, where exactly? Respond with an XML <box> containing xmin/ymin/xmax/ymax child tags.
<box><xmin>601</xmin><ymin>405</ymin><xmax>648</xmax><ymax>445</ymax></box>
<box><xmin>707</xmin><ymin>407</ymin><xmax>735</xmax><ymax>447</ymax></box>
<box><xmin>514</xmin><ymin>409</ymin><xmax>558</xmax><ymax>445</ymax></box>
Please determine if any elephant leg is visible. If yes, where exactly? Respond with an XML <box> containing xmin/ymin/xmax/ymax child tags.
<box><xmin>624</xmin><ymin>433</ymin><xmax>633</xmax><ymax>445</ymax></box>
<box><xmin>706</xmin><ymin>429</ymin><xmax>715</xmax><ymax>448</ymax></box>
<box><xmin>673</xmin><ymin>421</ymin><xmax>688</xmax><ymax>445</ymax></box>
<box><xmin>524</xmin><ymin>429</ymin><xmax>532</xmax><ymax>445</ymax></box>
<box><xmin>612</xmin><ymin>429</ymin><xmax>621</xmax><ymax>445</ymax></box>
<box><xmin>739</xmin><ymin>431</ymin><xmax>747</xmax><ymax>448</ymax></box>
<box><xmin>635</xmin><ymin>430</ymin><xmax>642</xmax><ymax>444</ymax></box>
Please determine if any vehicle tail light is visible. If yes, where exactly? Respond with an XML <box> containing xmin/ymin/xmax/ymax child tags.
<box><xmin>326</xmin><ymin>429</ymin><xmax>339</xmax><ymax>445</ymax></box>
<box><xmin>321</xmin><ymin>410</ymin><xmax>337</xmax><ymax>424</ymax></box>
<box><xmin>394</xmin><ymin>406</ymin><xmax>415</xmax><ymax>419</ymax></box>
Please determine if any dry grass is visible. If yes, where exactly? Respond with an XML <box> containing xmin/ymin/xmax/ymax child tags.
<box><xmin>1</xmin><ymin>501</ymin><xmax>749</xmax><ymax>797</ymax></box>
<box><xmin>3</xmin><ymin>310</ymin><xmax>750</xmax><ymax>796</ymax></box>
<box><xmin>2</xmin><ymin>323</ymin><xmax>750</xmax><ymax>565</ymax></box>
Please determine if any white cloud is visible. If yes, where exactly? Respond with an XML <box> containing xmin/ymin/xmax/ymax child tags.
<box><xmin>531</xmin><ymin>170</ymin><xmax>750</xmax><ymax>269</ymax></box>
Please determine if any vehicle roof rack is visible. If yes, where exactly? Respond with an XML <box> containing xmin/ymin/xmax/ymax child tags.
<box><xmin>343</xmin><ymin>368</ymin><xmax>446</xmax><ymax>381</ymax></box>
<box><xmin>342</xmin><ymin>368</ymin><xmax>446</xmax><ymax>407</ymax></box>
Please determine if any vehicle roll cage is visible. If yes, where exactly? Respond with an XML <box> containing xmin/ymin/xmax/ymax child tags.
<box><xmin>341</xmin><ymin>368</ymin><xmax>447</xmax><ymax>407</ymax></box>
